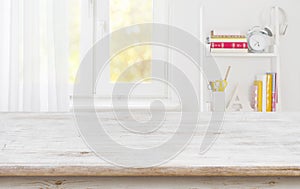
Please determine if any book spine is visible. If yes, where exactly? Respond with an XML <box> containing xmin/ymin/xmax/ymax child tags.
<box><xmin>211</xmin><ymin>42</ymin><xmax>248</xmax><ymax>49</ymax></box>
<box><xmin>250</xmin><ymin>85</ymin><xmax>258</xmax><ymax>111</ymax></box>
<box><xmin>254</xmin><ymin>80</ymin><xmax>263</xmax><ymax>112</ymax></box>
<box><xmin>275</xmin><ymin>73</ymin><xmax>278</xmax><ymax>103</ymax></box>
<box><xmin>210</xmin><ymin>48</ymin><xmax>248</xmax><ymax>53</ymax></box>
<box><xmin>211</xmin><ymin>30</ymin><xmax>241</xmax><ymax>36</ymax></box>
<box><xmin>211</xmin><ymin>36</ymin><xmax>247</xmax><ymax>39</ymax></box>
<box><xmin>209</xmin><ymin>38</ymin><xmax>248</xmax><ymax>42</ymax></box>
<box><xmin>263</xmin><ymin>76</ymin><xmax>267</xmax><ymax>112</ymax></box>
<box><xmin>272</xmin><ymin>73</ymin><xmax>277</xmax><ymax>112</ymax></box>
<box><xmin>257</xmin><ymin>74</ymin><xmax>267</xmax><ymax>112</ymax></box>
<box><xmin>211</xmin><ymin>32</ymin><xmax>246</xmax><ymax>38</ymax></box>
<box><xmin>266</xmin><ymin>73</ymin><xmax>273</xmax><ymax>112</ymax></box>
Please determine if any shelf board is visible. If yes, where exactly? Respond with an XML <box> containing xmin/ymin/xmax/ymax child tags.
<box><xmin>207</xmin><ymin>53</ymin><xmax>277</xmax><ymax>57</ymax></box>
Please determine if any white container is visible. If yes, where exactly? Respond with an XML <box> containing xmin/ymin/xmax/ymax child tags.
<box><xmin>210</xmin><ymin>92</ymin><xmax>226</xmax><ymax>112</ymax></box>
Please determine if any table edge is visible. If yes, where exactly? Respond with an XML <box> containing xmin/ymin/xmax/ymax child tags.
<box><xmin>1</xmin><ymin>166</ymin><xmax>300</xmax><ymax>177</ymax></box>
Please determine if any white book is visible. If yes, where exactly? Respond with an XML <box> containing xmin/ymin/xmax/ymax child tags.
<box><xmin>256</xmin><ymin>74</ymin><xmax>267</xmax><ymax>112</ymax></box>
<box><xmin>212</xmin><ymin>30</ymin><xmax>241</xmax><ymax>36</ymax></box>
<box><xmin>210</xmin><ymin>48</ymin><xmax>248</xmax><ymax>53</ymax></box>
<box><xmin>209</xmin><ymin>38</ymin><xmax>248</xmax><ymax>43</ymax></box>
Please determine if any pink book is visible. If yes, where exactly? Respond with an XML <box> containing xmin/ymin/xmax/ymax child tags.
<box><xmin>210</xmin><ymin>42</ymin><xmax>248</xmax><ymax>49</ymax></box>
<box><xmin>250</xmin><ymin>85</ymin><xmax>258</xmax><ymax>111</ymax></box>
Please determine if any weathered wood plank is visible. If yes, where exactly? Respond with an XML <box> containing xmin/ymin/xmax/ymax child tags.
<box><xmin>1</xmin><ymin>166</ymin><xmax>300</xmax><ymax>177</ymax></box>
<box><xmin>1</xmin><ymin>112</ymin><xmax>300</xmax><ymax>176</ymax></box>
<box><xmin>1</xmin><ymin>177</ymin><xmax>300</xmax><ymax>189</ymax></box>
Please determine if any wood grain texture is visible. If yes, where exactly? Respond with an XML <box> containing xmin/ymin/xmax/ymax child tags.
<box><xmin>1</xmin><ymin>112</ymin><xmax>300</xmax><ymax>177</ymax></box>
<box><xmin>1</xmin><ymin>177</ymin><xmax>300</xmax><ymax>189</ymax></box>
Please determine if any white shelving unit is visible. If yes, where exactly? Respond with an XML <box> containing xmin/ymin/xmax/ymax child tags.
<box><xmin>203</xmin><ymin>6</ymin><xmax>282</xmax><ymax>112</ymax></box>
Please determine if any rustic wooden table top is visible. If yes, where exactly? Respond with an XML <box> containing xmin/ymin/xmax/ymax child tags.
<box><xmin>1</xmin><ymin>112</ymin><xmax>300</xmax><ymax>177</ymax></box>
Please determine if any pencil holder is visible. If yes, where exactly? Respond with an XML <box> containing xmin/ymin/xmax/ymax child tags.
<box><xmin>208</xmin><ymin>80</ymin><xmax>228</xmax><ymax>92</ymax></box>
<box><xmin>215</xmin><ymin>80</ymin><xmax>228</xmax><ymax>92</ymax></box>
<box><xmin>210</xmin><ymin>92</ymin><xmax>226</xmax><ymax>112</ymax></box>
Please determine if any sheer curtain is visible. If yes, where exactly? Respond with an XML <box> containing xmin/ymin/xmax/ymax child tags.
<box><xmin>0</xmin><ymin>0</ymin><xmax>70</xmax><ymax>112</ymax></box>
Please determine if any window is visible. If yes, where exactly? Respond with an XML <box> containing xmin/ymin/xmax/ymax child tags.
<box><xmin>78</xmin><ymin>0</ymin><xmax>202</xmax><ymax>110</ymax></box>
<box><xmin>69</xmin><ymin>0</ymin><xmax>81</xmax><ymax>84</ymax></box>
<box><xmin>109</xmin><ymin>0</ymin><xmax>153</xmax><ymax>82</ymax></box>
<box><xmin>93</xmin><ymin>0</ymin><xmax>170</xmax><ymax>99</ymax></box>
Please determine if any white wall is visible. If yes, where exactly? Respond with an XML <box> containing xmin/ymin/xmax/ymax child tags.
<box><xmin>170</xmin><ymin>0</ymin><xmax>300</xmax><ymax>111</ymax></box>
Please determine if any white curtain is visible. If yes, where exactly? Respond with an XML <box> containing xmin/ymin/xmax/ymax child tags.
<box><xmin>0</xmin><ymin>0</ymin><xmax>70</xmax><ymax>112</ymax></box>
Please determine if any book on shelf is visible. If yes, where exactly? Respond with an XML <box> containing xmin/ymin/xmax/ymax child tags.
<box><xmin>272</xmin><ymin>73</ymin><xmax>277</xmax><ymax>112</ymax></box>
<box><xmin>256</xmin><ymin>74</ymin><xmax>267</xmax><ymax>112</ymax></box>
<box><xmin>250</xmin><ymin>85</ymin><xmax>258</xmax><ymax>111</ymax></box>
<box><xmin>209</xmin><ymin>37</ymin><xmax>247</xmax><ymax>42</ymax></box>
<box><xmin>210</xmin><ymin>30</ymin><xmax>245</xmax><ymax>39</ymax></box>
<box><xmin>211</xmin><ymin>30</ymin><xmax>241</xmax><ymax>36</ymax></box>
<box><xmin>253</xmin><ymin>73</ymin><xmax>278</xmax><ymax>112</ymax></box>
<box><xmin>254</xmin><ymin>80</ymin><xmax>263</xmax><ymax>112</ymax></box>
<box><xmin>210</xmin><ymin>48</ymin><xmax>248</xmax><ymax>53</ymax></box>
<box><xmin>209</xmin><ymin>30</ymin><xmax>248</xmax><ymax>53</ymax></box>
<box><xmin>266</xmin><ymin>73</ymin><xmax>273</xmax><ymax>112</ymax></box>
<box><xmin>210</xmin><ymin>42</ymin><xmax>248</xmax><ymax>49</ymax></box>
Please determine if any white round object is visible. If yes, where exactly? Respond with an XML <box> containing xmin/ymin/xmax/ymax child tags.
<box><xmin>247</xmin><ymin>31</ymin><xmax>269</xmax><ymax>53</ymax></box>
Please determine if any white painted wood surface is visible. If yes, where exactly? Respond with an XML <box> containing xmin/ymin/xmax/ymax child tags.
<box><xmin>1</xmin><ymin>112</ymin><xmax>300</xmax><ymax>177</ymax></box>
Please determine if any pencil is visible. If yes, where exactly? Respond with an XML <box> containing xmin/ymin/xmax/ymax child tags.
<box><xmin>224</xmin><ymin>66</ymin><xmax>231</xmax><ymax>81</ymax></box>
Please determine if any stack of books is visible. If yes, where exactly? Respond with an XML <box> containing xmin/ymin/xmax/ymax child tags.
<box><xmin>251</xmin><ymin>72</ymin><xmax>278</xmax><ymax>112</ymax></box>
<box><xmin>209</xmin><ymin>30</ymin><xmax>248</xmax><ymax>53</ymax></box>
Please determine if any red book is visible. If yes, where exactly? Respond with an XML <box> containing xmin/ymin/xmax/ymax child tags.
<box><xmin>211</xmin><ymin>42</ymin><xmax>248</xmax><ymax>49</ymax></box>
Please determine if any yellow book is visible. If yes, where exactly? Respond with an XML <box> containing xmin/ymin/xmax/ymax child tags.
<box><xmin>254</xmin><ymin>80</ymin><xmax>263</xmax><ymax>112</ymax></box>
<box><xmin>266</xmin><ymin>73</ymin><xmax>273</xmax><ymax>112</ymax></box>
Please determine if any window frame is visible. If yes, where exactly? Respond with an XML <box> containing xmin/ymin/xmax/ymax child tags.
<box><xmin>78</xmin><ymin>0</ymin><xmax>203</xmax><ymax>110</ymax></box>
